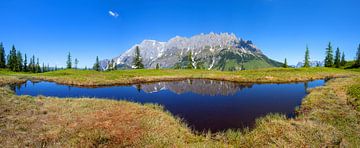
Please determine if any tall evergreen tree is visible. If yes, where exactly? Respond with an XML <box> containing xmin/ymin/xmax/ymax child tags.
<box><xmin>324</xmin><ymin>42</ymin><xmax>334</xmax><ymax>67</ymax></box>
<box><xmin>93</xmin><ymin>56</ymin><xmax>101</xmax><ymax>71</ymax></box>
<box><xmin>0</xmin><ymin>42</ymin><xmax>5</xmax><ymax>68</ymax></box>
<box><xmin>156</xmin><ymin>63</ymin><xmax>160</xmax><ymax>69</ymax></box>
<box><xmin>23</xmin><ymin>54</ymin><xmax>28</xmax><ymax>72</ymax></box>
<box><xmin>66</xmin><ymin>52</ymin><xmax>72</xmax><ymax>69</ymax></box>
<box><xmin>8</xmin><ymin>45</ymin><xmax>18</xmax><ymax>71</ymax></box>
<box><xmin>74</xmin><ymin>58</ymin><xmax>79</xmax><ymax>69</ymax></box>
<box><xmin>356</xmin><ymin>44</ymin><xmax>360</xmax><ymax>67</ymax></box>
<box><xmin>42</xmin><ymin>63</ymin><xmax>45</xmax><ymax>72</ymax></box>
<box><xmin>133</xmin><ymin>46</ymin><xmax>144</xmax><ymax>69</ymax></box>
<box><xmin>109</xmin><ymin>59</ymin><xmax>116</xmax><ymax>70</ymax></box>
<box><xmin>340</xmin><ymin>52</ymin><xmax>346</xmax><ymax>66</ymax></box>
<box><xmin>303</xmin><ymin>46</ymin><xmax>310</xmax><ymax>68</ymax></box>
<box><xmin>36</xmin><ymin>58</ymin><xmax>41</xmax><ymax>73</ymax></box>
<box><xmin>187</xmin><ymin>51</ymin><xmax>194</xmax><ymax>69</ymax></box>
<box><xmin>283</xmin><ymin>58</ymin><xmax>288</xmax><ymax>68</ymax></box>
<box><xmin>16</xmin><ymin>51</ymin><xmax>23</xmax><ymax>72</ymax></box>
<box><xmin>113</xmin><ymin>59</ymin><xmax>117</xmax><ymax>70</ymax></box>
<box><xmin>31</xmin><ymin>55</ymin><xmax>36</xmax><ymax>73</ymax></box>
<box><xmin>334</xmin><ymin>47</ymin><xmax>341</xmax><ymax>68</ymax></box>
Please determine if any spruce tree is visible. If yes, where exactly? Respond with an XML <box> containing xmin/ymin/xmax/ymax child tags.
<box><xmin>16</xmin><ymin>51</ymin><xmax>23</xmax><ymax>72</ymax></box>
<box><xmin>156</xmin><ymin>63</ymin><xmax>160</xmax><ymax>69</ymax></box>
<box><xmin>133</xmin><ymin>46</ymin><xmax>144</xmax><ymax>69</ymax></box>
<box><xmin>0</xmin><ymin>42</ymin><xmax>5</xmax><ymax>68</ymax></box>
<box><xmin>340</xmin><ymin>52</ymin><xmax>346</xmax><ymax>66</ymax></box>
<box><xmin>8</xmin><ymin>45</ymin><xmax>19</xmax><ymax>71</ymax></box>
<box><xmin>113</xmin><ymin>59</ymin><xmax>117</xmax><ymax>70</ymax></box>
<box><xmin>187</xmin><ymin>51</ymin><xmax>194</xmax><ymax>69</ymax></box>
<box><xmin>23</xmin><ymin>54</ymin><xmax>28</xmax><ymax>72</ymax></box>
<box><xmin>93</xmin><ymin>56</ymin><xmax>101</xmax><ymax>71</ymax></box>
<box><xmin>36</xmin><ymin>58</ymin><xmax>41</xmax><ymax>73</ymax></box>
<box><xmin>42</xmin><ymin>63</ymin><xmax>45</xmax><ymax>72</ymax></box>
<box><xmin>110</xmin><ymin>59</ymin><xmax>116</xmax><ymax>70</ymax></box>
<box><xmin>356</xmin><ymin>44</ymin><xmax>360</xmax><ymax>67</ymax></box>
<box><xmin>283</xmin><ymin>58</ymin><xmax>288</xmax><ymax>68</ymax></box>
<box><xmin>74</xmin><ymin>58</ymin><xmax>79</xmax><ymax>69</ymax></box>
<box><xmin>31</xmin><ymin>55</ymin><xmax>36</xmax><ymax>73</ymax></box>
<box><xmin>334</xmin><ymin>47</ymin><xmax>341</xmax><ymax>68</ymax></box>
<box><xmin>303</xmin><ymin>46</ymin><xmax>310</xmax><ymax>68</ymax></box>
<box><xmin>324</xmin><ymin>42</ymin><xmax>334</xmax><ymax>67</ymax></box>
<box><xmin>66</xmin><ymin>52</ymin><xmax>72</xmax><ymax>69</ymax></box>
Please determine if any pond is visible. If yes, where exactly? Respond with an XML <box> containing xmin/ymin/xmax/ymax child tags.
<box><xmin>12</xmin><ymin>79</ymin><xmax>326</xmax><ymax>132</ymax></box>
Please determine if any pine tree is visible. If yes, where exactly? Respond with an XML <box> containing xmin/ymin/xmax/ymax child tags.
<box><xmin>36</xmin><ymin>58</ymin><xmax>41</xmax><ymax>73</ymax></box>
<box><xmin>55</xmin><ymin>65</ymin><xmax>58</xmax><ymax>71</ymax></box>
<box><xmin>113</xmin><ymin>59</ymin><xmax>117</xmax><ymax>70</ymax></box>
<box><xmin>8</xmin><ymin>45</ymin><xmax>19</xmax><ymax>71</ymax></box>
<box><xmin>42</xmin><ymin>63</ymin><xmax>45</xmax><ymax>72</ymax></box>
<box><xmin>324</xmin><ymin>42</ymin><xmax>334</xmax><ymax>67</ymax></box>
<box><xmin>110</xmin><ymin>59</ymin><xmax>116</xmax><ymax>70</ymax></box>
<box><xmin>283</xmin><ymin>58</ymin><xmax>288</xmax><ymax>68</ymax></box>
<box><xmin>133</xmin><ymin>46</ymin><xmax>144</xmax><ymax>69</ymax></box>
<box><xmin>93</xmin><ymin>56</ymin><xmax>101</xmax><ymax>71</ymax></box>
<box><xmin>0</xmin><ymin>42</ymin><xmax>5</xmax><ymax>68</ymax></box>
<box><xmin>23</xmin><ymin>54</ymin><xmax>28</xmax><ymax>72</ymax></box>
<box><xmin>355</xmin><ymin>44</ymin><xmax>360</xmax><ymax>67</ymax></box>
<box><xmin>66</xmin><ymin>52</ymin><xmax>72</xmax><ymax>69</ymax></box>
<box><xmin>187</xmin><ymin>51</ymin><xmax>194</xmax><ymax>69</ymax></box>
<box><xmin>303</xmin><ymin>46</ymin><xmax>310</xmax><ymax>68</ymax></box>
<box><xmin>74</xmin><ymin>58</ymin><xmax>79</xmax><ymax>69</ymax></box>
<box><xmin>28</xmin><ymin>56</ymin><xmax>33</xmax><ymax>72</ymax></box>
<box><xmin>16</xmin><ymin>51</ymin><xmax>23</xmax><ymax>72</ymax></box>
<box><xmin>334</xmin><ymin>47</ymin><xmax>341</xmax><ymax>68</ymax></box>
<box><xmin>340</xmin><ymin>52</ymin><xmax>346</xmax><ymax>66</ymax></box>
<box><xmin>156</xmin><ymin>63</ymin><xmax>160</xmax><ymax>69</ymax></box>
<box><xmin>30</xmin><ymin>55</ymin><xmax>36</xmax><ymax>73</ymax></box>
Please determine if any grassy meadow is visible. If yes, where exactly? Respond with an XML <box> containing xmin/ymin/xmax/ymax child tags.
<box><xmin>0</xmin><ymin>67</ymin><xmax>355</xmax><ymax>86</ymax></box>
<box><xmin>0</xmin><ymin>67</ymin><xmax>360</xmax><ymax>147</ymax></box>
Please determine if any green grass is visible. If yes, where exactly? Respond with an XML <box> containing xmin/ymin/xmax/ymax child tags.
<box><xmin>348</xmin><ymin>78</ymin><xmax>360</xmax><ymax>111</ymax></box>
<box><xmin>1</xmin><ymin>67</ymin><xmax>360</xmax><ymax>146</ymax></box>
<box><xmin>0</xmin><ymin>67</ymin><xmax>355</xmax><ymax>86</ymax></box>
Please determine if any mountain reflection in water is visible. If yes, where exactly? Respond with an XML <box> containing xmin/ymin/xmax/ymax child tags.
<box><xmin>12</xmin><ymin>79</ymin><xmax>326</xmax><ymax>132</ymax></box>
<box><xmin>138</xmin><ymin>79</ymin><xmax>253</xmax><ymax>96</ymax></box>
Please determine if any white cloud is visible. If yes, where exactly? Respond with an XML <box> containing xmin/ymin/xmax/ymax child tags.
<box><xmin>108</xmin><ymin>10</ymin><xmax>119</xmax><ymax>18</ymax></box>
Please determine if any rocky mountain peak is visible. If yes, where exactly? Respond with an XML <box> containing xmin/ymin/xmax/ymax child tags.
<box><xmin>101</xmin><ymin>32</ymin><xmax>281</xmax><ymax>70</ymax></box>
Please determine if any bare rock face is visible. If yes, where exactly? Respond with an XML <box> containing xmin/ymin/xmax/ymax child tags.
<box><xmin>101</xmin><ymin>32</ymin><xmax>281</xmax><ymax>70</ymax></box>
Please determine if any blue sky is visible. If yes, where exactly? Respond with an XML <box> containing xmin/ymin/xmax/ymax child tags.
<box><xmin>0</xmin><ymin>0</ymin><xmax>359</xmax><ymax>67</ymax></box>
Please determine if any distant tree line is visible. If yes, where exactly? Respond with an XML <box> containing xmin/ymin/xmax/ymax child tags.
<box><xmin>0</xmin><ymin>42</ymin><xmax>55</xmax><ymax>73</ymax></box>
<box><xmin>284</xmin><ymin>42</ymin><xmax>360</xmax><ymax>68</ymax></box>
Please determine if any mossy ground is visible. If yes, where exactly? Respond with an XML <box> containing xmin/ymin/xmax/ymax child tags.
<box><xmin>0</xmin><ymin>68</ymin><xmax>359</xmax><ymax>147</ymax></box>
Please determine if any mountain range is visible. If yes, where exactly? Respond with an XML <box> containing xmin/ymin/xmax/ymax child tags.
<box><xmin>100</xmin><ymin>33</ymin><xmax>282</xmax><ymax>71</ymax></box>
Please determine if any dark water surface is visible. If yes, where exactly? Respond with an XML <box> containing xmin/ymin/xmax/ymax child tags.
<box><xmin>13</xmin><ymin>79</ymin><xmax>325</xmax><ymax>132</ymax></box>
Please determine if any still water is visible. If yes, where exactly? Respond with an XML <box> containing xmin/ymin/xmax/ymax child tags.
<box><xmin>13</xmin><ymin>79</ymin><xmax>325</xmax><ymax>132</ymax></box>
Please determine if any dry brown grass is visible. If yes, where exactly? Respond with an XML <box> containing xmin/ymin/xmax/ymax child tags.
<box><xmin>0</xmin><ymin>87</ymin><xmax>203</xmax><ymax>147</ymax></box>
<box><xmin>1</xmin><ymin>68</ymin><xmax>360</xmax><ymax>147</ymax></box>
